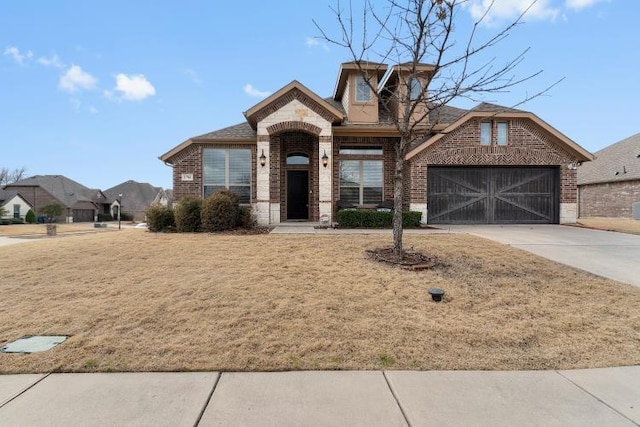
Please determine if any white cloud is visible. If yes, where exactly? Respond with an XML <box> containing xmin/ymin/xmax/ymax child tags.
<box><xmin>565</xmin><ymin>0</ymin><xmax>609</xmax><ymax>10</ymax></box>
<box><xmin>113</xmin><ymin>73</ymin><xmax>156</xmax><ymax>101</ymax></box>
<box><xmin>305</xmin><ymin>37</ymin><xmax>329</xmax><ymax>52</ymax></box>
<box><xmin>59</xmin><ymin>65</ymin><xmax>97</xmax><ymax>93</ymax></box>
<box><xmin>243</xmin><ymin>84</ymin><xmax>271</xmax><ymax>98</ymax></box>
<box><xmin>88</xmin><ymin>106</ymin><xmax>98</xmax><ymax>114</ymax></box>
<box><xmin>3</xmin><ymin>46</ymin><xmax>33</xmax><ymax>64</ymax></box>
<box><xmin>37</xmin><ymin>54</ymin><xmax>65</xmax><ymax>68</ymax></box>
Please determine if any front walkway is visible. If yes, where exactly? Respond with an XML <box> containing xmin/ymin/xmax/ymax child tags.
<box><xmin>1</xmin><ymin>368</ymin><xmax>638</xmax><ymax>426</ymax></box>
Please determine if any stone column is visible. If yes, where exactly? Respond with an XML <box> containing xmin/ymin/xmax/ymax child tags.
<box><xmin>318</xmin><ymin>136</ymin><xmax>333</xmax><ymax>224</ymax></box>
<box><xmin>255</xmin><ymin>139</ymin><xmax>271</xmax><ymax>225</ymax></box>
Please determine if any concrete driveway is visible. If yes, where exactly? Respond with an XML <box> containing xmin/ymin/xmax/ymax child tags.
<box><xmin>444</xmin><ymin>225</ymin><xmax>640</xmax><ymax>287</ymax></box>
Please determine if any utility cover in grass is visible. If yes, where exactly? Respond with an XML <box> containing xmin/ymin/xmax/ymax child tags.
<box><xmin>1</xmin><ymin>336</ymin><xmax>68</xmax><ymax>354</ymax></box>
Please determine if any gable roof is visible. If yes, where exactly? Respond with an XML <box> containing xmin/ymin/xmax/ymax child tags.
<box><xmin>104</xmin><ymin>180</ymin><xmax>165</xmax><ymax>213</ymax></box>
<box><xmin>577</xmin><ymin>133</ymin><xmax>640</xmax><ymax>185</ymax></box>
<box><xmin>244</xmin><ymin>80</ymin><xmax>344</xmax><ymax>129</ymax></box>
<box><xmin>407</xmin><ymin>103</ymin><xmax>593</xmax><ymax>162</ymax></box>
<box><xmin>333</xmin><ymin>61</ymin><xmax>389</xmax><ymax>101</ymax></box>
<box><xmin>0</xmin><ymin>189</ymin><xmax>31</xmax><ymax>207</ymax></box>
<box><xmin>6</xmin><ymin>175</ymin><xmax>103</xmax><ymax>209</ymax></box>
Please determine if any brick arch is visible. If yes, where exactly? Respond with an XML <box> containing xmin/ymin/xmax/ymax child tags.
<box><xmin>267</xmin><ymin>121</ymin><xmax>322</xmax><ymax>136</ymax></box>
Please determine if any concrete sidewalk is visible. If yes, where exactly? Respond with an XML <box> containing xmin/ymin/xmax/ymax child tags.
<box><xmin>1</xmin><ymin>368</ymin><xmax>638</xmax><ymax>426</ymax></box>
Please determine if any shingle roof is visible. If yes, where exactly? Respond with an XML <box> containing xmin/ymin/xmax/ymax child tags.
<box><xmin>195</xmin><ymin>122</ymin><xmax>256</xmax><ymax>140</ymax></box>
<box><xmin>429</xmin><ymin>104</ymin><xmax>469</xmax><ymax>124</ymax></box>
<box><xmin>104</xmin><ymin>180</ymin><xmax>165</xmax><ymax>213</ymax></box>
<box><xmin>0</xmin><ymin>188</ymin><xmax>23</xmax><ymax>204</ymax></box>
<box><xmin>6</xmin><ymin>175</ymin><xmax>101</xmax><ymax>209</ymax></box>
<box><xmin>470</xmin><ymin>102</ymin><xmax>526</xmax><ymax>113</ymax></box>
<box><xmin>577</xmin><ymin>133</ymin><xmax>640</xmax><ymax>185</ymax></box>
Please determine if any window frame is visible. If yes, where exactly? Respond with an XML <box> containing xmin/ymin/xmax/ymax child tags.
<box><xmin>480</xmin><ymin>121</ymin><xmax>492</xmax><ymax>145</ymax></box>
<box><xmin>339</xmin><ymin>146</ymin><xmax>384</xmax><ymax>205</ymax></box>
<box><xmin>354</xmin><ymin>75</ymin><xmax>371</xmax><ymax>103</ymax></box>
<box><xmin>496</xmin><ymin>121</ymin><xmax>508</xmax><ymax>145</ymax></box>
<box><xmin>202</xmin><ymin>147</ymin><xmax>251</xmax><ymax>204</ymax></box>
<box><xmin>409</xmin><ymin>78</ymin><xmax>422</xmax><ymax>101</ymax></box>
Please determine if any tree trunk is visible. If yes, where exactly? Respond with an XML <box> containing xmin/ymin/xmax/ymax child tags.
<box><xmin>392</xmin><ymin>149</ymin><xmax>405</xmax><ymax>260</ymax></box>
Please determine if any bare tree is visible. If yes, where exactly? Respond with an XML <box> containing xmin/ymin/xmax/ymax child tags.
<box><xmin>0</xmin><ymin>167</ymin><xmax>27</xmax><ymax>186</ymax></box>
<box><xmin>316</xmin><ymin>0</ymin><xmax>554</xmax><ymax>260</ymax></box>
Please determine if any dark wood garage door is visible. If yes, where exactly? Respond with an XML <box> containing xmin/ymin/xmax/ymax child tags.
<box><xmin>73</xmin><ymin>209</ymin><xmax>95</xmax><ymax>222</ymax></box>
<box><xmin>427</xmin><ymin>167</ymin><xmax>559</xmax><ymax>224</ymax></box>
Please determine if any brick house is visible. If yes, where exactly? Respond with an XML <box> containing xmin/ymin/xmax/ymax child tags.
<box><xmin>160</xmin><ymin>62</ymin><xmax>593</xmax><ymax>225</ymax></box>
<box><xmin>578</xmin><ymin>133</ymin><xmax>640</xmax><ymax>218</ymax></box>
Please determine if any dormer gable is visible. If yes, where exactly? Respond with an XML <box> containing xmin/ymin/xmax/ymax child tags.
<box><xmin>333</xmin><ymin>61</ymin><xmax>387</xmax><ymax>124</ymax></box>
<box><xmin>379</xmin><ymin>63</ymin><xmax>435</xmax><ymax>125</ymax></box>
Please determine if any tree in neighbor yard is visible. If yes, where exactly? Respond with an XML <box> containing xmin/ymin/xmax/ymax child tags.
<box><xmin>316</xmin><ymin>0</ymin><xmax>554</xmax><ymax>261</ymax></box>
<box><xmin>0</xmin><ymin>167</ymin><xmax>27</xmax><ymax>186</ymax></box>
<box><xmin>39</xmin><ymin>202</ymin><xmax>64</xmax><ymax>223</ymax></box>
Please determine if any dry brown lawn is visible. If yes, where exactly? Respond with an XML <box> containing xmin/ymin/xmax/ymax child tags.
<box><xmin>577</xmin><ymin>217</ymin><xmax>640</xmax><ymax>235</ymax></box>
<box><xmin>0</xmin><ymin>223</ymin><xmax>118</xmax><ymax>237</ymax></box>
<box><xmin>1</xmin><ymin>230</ymin><xmax>639</xmax><ymax>374</ymax></box>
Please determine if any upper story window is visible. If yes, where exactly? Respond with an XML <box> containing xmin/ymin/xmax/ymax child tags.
<box><xmin>497</xmin><ymin>122</ymin><xmax>508</xmax><ymax>145</ymax></box>
<box><xmin>480</xmin><ymin>122</ymin><xmax>492</xmax><ymax>145</ymax></box>
<box><xmin>286</xmin><ymin>153</ymin><xmax>309</xmax><ymax>165</ymax></box>
<box><xmin>355</xmin><ymin>75</ymin><xmax>371</xmax><ymax>102</ymax></box>
<box><xmin>409</xmin><ymin>78</ymin><xmax>422</xmax><ymax>101</ymax></box>
<box><xmin>203</xmin><ymin>147</ymin><xmax>251</xmax><ymax>203</ymax></box>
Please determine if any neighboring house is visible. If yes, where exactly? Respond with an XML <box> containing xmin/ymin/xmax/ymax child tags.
<box><xmin>104</xmin><ymin>180</ymin><xmax>169</xmax><ymax>221</ymax></box>
<box><xmin>578</xmin><ymin>133</ymin><xmax>640</xmax><ymax>218</ymax></box>
<box><xmin>3</xmin><ymin>175</ymin><xmax>111</xmax><ymax>223</ymax></box>
<box><xmin>0</xmin><ymin>189</ymin><xmax>32</xmax><ymax>220</ymax></box>
<box><xmin>159</xmin><ymin>62</ymin><xmax>593</xmax><ymax>225</ymax></box>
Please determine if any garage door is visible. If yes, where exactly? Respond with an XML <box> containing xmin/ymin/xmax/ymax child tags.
<box><xmin>427</xmin><ymin>167</ymin><xmax>559</xmax><ymax>224</ymax></box>
<box><xmin>72</xmin><ymin>209</ymin><xmax>95</xmax><ymax>222</ymax></box>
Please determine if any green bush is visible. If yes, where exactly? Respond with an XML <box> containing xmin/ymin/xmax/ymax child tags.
<box><xmin>10</xmin><ymin>218</ymin><xmax>24</xmax><ymax>224</ymax></box>
<box><xmin>337</xmin><ymin>209</ymin><xmax>422</xmax><ymax>228</ymax></box>
<box><xmin>25</xmin><ymin>209</ymin><xmax>36</xmax><ymax>224</ymax></box>
<box><xmin>120</xmin><ymin>212</ymin><xmax>133</xmax><ymax>221</ymax></box>
<box><xmin>174</xmin><ymin>196</ymin><xmax>203</xmax><ymax>232</ymax></box>
<box><xmin>145</xmin><ymin>204</ymin><xmax>175</xmax><ymax>232</ymax></box>
<box><xmin>201</xmin><ymin>190</ymin><xmax>240</xmax><ymax>232</ymax></box>
<box><xmin>0</xmin><ymin>219</ymin><xmax>10</xmax><ymax>225</ymax></box>
<box><xmin>97</xmin><ymin>213</ymin><xmax>113</xmax><ymax>222</ymax></box>
<box><xmin>39</xmin><ymin>202</ymin><xmax>64</xmax><ymax>223</ymax></box>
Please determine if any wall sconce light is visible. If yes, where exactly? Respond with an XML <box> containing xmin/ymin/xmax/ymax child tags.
<box><xmin>322</xmin><ymin>150</ymin><xmax>329</xmax><ymax>168</ymax></box>
<box><xmin>567</xmin><ymin>163</ymin><xmax>577</xmax><ymax>170</ymax></box>
<box><xmin>259</xmin><ymin>149</ymin><xmax>267</xmax><ymax>167</ymax></box>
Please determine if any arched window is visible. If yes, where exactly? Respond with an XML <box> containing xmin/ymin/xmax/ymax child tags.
<box><xmin>286</xmin><ymin>153</ymin><xmax>309</xmax><ymax>165</ymax></box>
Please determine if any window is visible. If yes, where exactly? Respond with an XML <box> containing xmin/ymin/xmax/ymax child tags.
<box><xmin>497</xmin><ymin>122</ymin><xmax>508</xmax><ymax>145</ymax></box>
<box><xmin>203</xmin><ymin>148</ymin><xmax>251</xmax><ymax>203</ymax></box>
<box><xmin>355</xmin><ymin>75</ymin><xmax>370</xmax><ymax>102</ymax></box>
<box><xmin>409</xmin><ymin>78</ymin><xmax>422</xmax><ymax>101</ymax></box>
<box><xmin>339</xmin><ymin>147</ymin><xmax>383</xmax><ymax>205</ymax></box>
<box><xmin>13</xmin><ymin>204</ymin><xmax>20</xmax><ymax>219</ymax></box>
<box><xmin>480</xmin><ymin>122</ymin><xmax>492</xmax><ymax>145</ymax></box>
<box><xmin>286</xmin><ymin>153</ymin><xmax>309</xmax><ymax>165</ymax></box>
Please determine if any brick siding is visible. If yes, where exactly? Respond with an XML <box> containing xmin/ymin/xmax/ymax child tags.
<box><xmin>579</xmin><ymin>179</ymin><xmax>640</xmax><ymax>217</ymax></box>
<box><xmin>409</xmin><ymin>118</ymin><xmax>580</xmax><ymax>204</ymax></box>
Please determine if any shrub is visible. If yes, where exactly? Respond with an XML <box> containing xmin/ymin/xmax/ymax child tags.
<box><xmin>39</xmin><ymin>202</ymin><xmax>64</xmax><ymax>223</ymax></box>
<box><xmin>120</xmin><ymin>212</ymin><xmax>133</xmax><ymax>221</ymax></box>
<box><xmin>337</xmin><ymin>209</ymin><xmax>422</xmax><ymax>228</ymax></box>
<box><xmin>174</xmin><ymin>196</ymin><xmax>203</xmax><ymax>232</ymax></box>
<box><xmin>25</xmin><ymin>209</ymin><xmax>36</xmax><ymax>224</ymax></box>
<box><xmin>97</xmin><ymin>213</ymin><xmax>113</xmax><ymax>222</ymax></box>
<box><xmin>237</xmin><ymin>206</ymin><xmax>255</xmax><ymax>229</ymax></box>
<box><xmin>10</xmin><ymin>218</ymin><xmax>24</xmax><ymax>224</ymax></box>
<box><xmin>201</xmin><ymin>190</ymin><xmax>240</xmax><ymax>232</ymax></box>
<box><xmin>145</xmin><ymin>204</ymin><xmax>175</xmax><ymax>232</ymax></box>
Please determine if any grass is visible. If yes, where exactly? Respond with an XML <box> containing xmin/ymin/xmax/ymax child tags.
<box><xmin>0</xmin><ymin>223</ymin><xmax>120</xmax><ymax>237</ymax></box>
<box><xmin>1</xmin><ymin>230</ymin><xmax>639</xmax><ymax>374</ymax></box>
<box><xmin>577</xmin><ymin>217</ymin><xmax>640</xmax><ymax>235</ymax></box>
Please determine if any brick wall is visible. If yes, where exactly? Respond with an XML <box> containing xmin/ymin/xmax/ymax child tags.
<box><xmin>409</xmin><ymin>118</ymin><xmax>580</xmax><ymax>204</ymax></box>
<box><xmin>171</xmin><ymin>143</ymin><xmax>257</xmax><ymax>203</ymax></box>
<box><xmin>579</xmin><ymin>180</ymin><xmax>640</xmax><ymax>217</ymax></box>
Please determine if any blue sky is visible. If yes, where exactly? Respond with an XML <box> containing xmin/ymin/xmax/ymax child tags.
<box><xmin>0</xmin><ymin>0</ymin><xmax>633</xmax><ymax>190</ymax></box>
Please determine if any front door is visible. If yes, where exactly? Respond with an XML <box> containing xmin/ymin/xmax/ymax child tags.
<box><xmin>287</xmin><ymin>170</ymin><xmax>309</xmax><ymax>220</ymax></box>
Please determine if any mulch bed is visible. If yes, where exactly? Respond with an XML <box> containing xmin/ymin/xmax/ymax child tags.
<box><xmin>365</xmin><ymin>247</ymin><xmax>439</xmax><ymax>270</ymax></box>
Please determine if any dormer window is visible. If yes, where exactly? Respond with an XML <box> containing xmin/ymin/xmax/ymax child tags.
<box><xmin>409</xmin><ymin>78</ymin><xmax>422</xmax><ymax>101</ymax></box>
<box><xmin>480</xmin><ymin>122</ymin><xmax>491</xmax><ymax>145</ymax></box>
<box><xmin>355</xmin><ymin>75</ymin><xmax>370</xmax><ymax>102</ymax></box>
